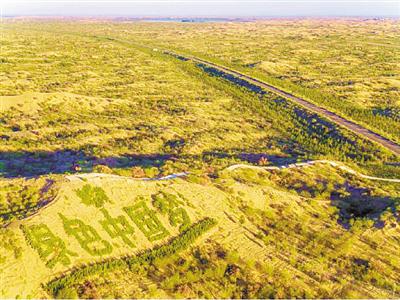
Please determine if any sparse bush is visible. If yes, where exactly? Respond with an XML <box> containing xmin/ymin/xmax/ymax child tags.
<box><xmin>131</xmin><ymin>166</ymin><xmax>146</xmax><ymax>178</ymax></box>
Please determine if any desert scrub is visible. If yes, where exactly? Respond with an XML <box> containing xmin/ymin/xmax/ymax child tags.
<box><xmin>0</xmin><ymin>179</ymin><xmax>57</xmax><ymax>225</ymax></box>
<box><xmin>2</xmin><ymin>23</ymin><xmax>398</xmax><ymax>182</ymax></box>
<box><xmin>101</xmin><ymin>19</ymin><xmax>400</xmax><ymax>143</ymax></box>
<box><xmin>0</xmin><ymin>228</ymin><xmax>23</xmax><ymax>264</ymax></box>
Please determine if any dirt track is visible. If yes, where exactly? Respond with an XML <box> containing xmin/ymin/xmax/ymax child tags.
<box><xmin>226</xmin><ymin>160</ymin><xmax>400</xmax><ymax>183</ymax></box>
<box><xmin>164</xmin><ymin>51</ymin><xmax>400</xmax><ymax>156</ymax></box>
<box><xmin>68</xmin><ymin>160</ymin><xmax>399</xmax><ymax>183</ymax></box>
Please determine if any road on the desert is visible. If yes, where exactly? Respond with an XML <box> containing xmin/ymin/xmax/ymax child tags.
<box><xmin>107</xmin><ymin>36</ymin><xmax>400</xmax><ymax>156</ymax></box>
<box><xmin>162</xmin><ymin>51</ymin><xmax>400</xmax><ymax>156</ymax></box>
<box><xmin>19</xmin><ymin>29</ymin><xmax>400</xmax><ymax>156</ymax></box>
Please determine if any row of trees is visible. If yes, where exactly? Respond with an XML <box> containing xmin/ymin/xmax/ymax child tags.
<box><xmin>188</xmin><ymin>60</ymin><xmax>393</xmax><ymax>164</ymax></box>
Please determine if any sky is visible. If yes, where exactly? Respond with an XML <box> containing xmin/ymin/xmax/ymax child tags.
<box><xmin>2</xmin><ymin>0</ymin><xmax>399</xmax><ymax>18</ymax></box>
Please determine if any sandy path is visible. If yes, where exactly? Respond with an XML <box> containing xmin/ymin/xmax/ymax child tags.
<box><xmin>226</xmin><ymin>159</ymin><xmax>400</xmax><ymax>183</ymax></box>
<box><xmin>68</xmin><ymin>159</ymin><xmax>399</xmax><ymax>183</ymax></box>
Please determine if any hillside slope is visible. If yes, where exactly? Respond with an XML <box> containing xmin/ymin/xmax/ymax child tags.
<box><xmin>1</xmin><ymin>163</ymin><xmax>399</xmax><ymax>298</ymax></box>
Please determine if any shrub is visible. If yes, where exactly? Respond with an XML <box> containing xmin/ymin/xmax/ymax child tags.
<box><xmin>131</xmin><ymin>166</ymin><xmax>146</xmax><ymax>178</ymax></box>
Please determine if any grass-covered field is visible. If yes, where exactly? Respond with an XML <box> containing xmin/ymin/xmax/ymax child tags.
<box><xmin>0</xmin><ymin>18</ymin><xmax>399</xmax><ymax>298</ymax></box>
<box><xmin>30</xmin><ymin>19</ymin><xmax>398</xmax><ymax>143</ymax></box>
<box><xmin>107</xmin><ymin>19</ymin><xmax>400</xmax><ymax>143</ymax></box>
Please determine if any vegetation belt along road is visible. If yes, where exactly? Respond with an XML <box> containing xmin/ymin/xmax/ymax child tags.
<box><xmin>160</xmin><ymin>49</ymin><xmax>400</xmax><ymax>156</ymax></box>
<box><xmin>22</xmin><ymin>31</ymin><xmax>400</xmax><ymax>155</ymax></box>
<box><xmin>94</xmin><ymin>35</ymin><xmax>400</xmax><ymax>156</ymax></box>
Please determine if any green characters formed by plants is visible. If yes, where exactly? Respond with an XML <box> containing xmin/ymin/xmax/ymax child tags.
<box><xmin>0</xmin><ymin>229</ymin><xmax>23</xmax><ymax>265</ymax></box>
<box><xmin>59</xmin><ymin>213</ymin><xmax>113</xmax><ymax>256</ymax></box>
<box><xmin>19</xmin><ymin>189</ymin><xmax>192</xmax><ymax>266</ymax></box>
<box><xmin>123</xmin><ymin>199</ymin><xmax>169</xmax><ymax>242</ymax></box>
<box><xmin>99</xmin><ymin>208</ymin><xmax>136</xmax><ymax>248</ymax></box>
<box><xmin>21</xmin><ymin>223</ymin><xmax>77</xmax><ymax>268</ymax></box>
<box><xmin>152</xmin><ymin>191</ymin><xmax>191</xmax><ymax>232</ymax></box>
<box><xmin>76</xmin><ymin>184</ymin><xmax>111</xmax><ymax>208</ymax></box>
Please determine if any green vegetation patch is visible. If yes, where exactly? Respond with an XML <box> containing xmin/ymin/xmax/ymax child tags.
<box><xmin>59</xmin><ymin>213</ymin><xmax>113</xmax><ymax>256</ymax></box>
<box><xmin>0</xmin><ymin>228</ymin><xmax>23</xmax><ymax>264</ymax></box>
<box><xmin>123</xmin><ymin>199</ymin><xmax>170</xmax><ymax>242</ymax></box>
<box><xmin>99</xmin><ymin>208</ymin><xmax>136</xmax><ymax>248</ymax></box>
<box><xmin>0</xmin><ymin>179</ymin><xmax>57</xmax><ymax>225</ymax></box>
<box><xmin>21</xmin><ymin>223</ymin><xmax>77</xmax><ymax>268</ymax></box>
<box><xmin>76</xmin><ymin>184</ymin><xmax>111</xmax><ymax>208</ymax></box>
<box><xmin>152</xmin><ymin>191</ymin><xmax>191</xmax><ymax>232</ymax></box>
<box><xmin>45</xmin><ymin>217</ymin><xmax>217</xmax><ymax>297</ymax></box>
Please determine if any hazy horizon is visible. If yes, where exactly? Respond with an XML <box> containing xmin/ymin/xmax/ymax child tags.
<box><xmin>2</xmin><ymin>0</ymin><xmax>399</xmax><ymax>18</ymax></box>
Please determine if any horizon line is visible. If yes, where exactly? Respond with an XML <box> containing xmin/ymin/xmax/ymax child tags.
<box><xmin>3</xmin><ymin>15</ymin><xmax>400</xmax><ymax>18</ymax></box>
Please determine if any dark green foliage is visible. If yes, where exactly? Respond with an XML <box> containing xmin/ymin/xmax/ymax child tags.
<box><xmin>45</xmin><ymin>217</ymin><xmax>217</xmax><ymax>296</ymax></box>
<box><xmin>59</xmin><ymin>213</ymin><xmax>113</xmax><ymax>256</ymax></box>
<box><xmin>123</xmin><ymin>199</ymin><xmax>169</xmax><ymax>242</ymax></box>
<box><xmin>194</xmin><ymin>61</ymin><xmax>391</xmax><ymax>163</ymax></box>
<box><xmin>152</xmin><ymin>191</ymin><xmax>191</xmax><ymax>232</ymax></box>
<box><xmin>99</xmin><ymin>208</ymin><xmax>136</xmax><ymax>248</ymax></box>
<box><xmin>20</xmin><ymin>223</ymin><xmax>77</xmax><ymax>268</ymax></box>
<box><xmin>75</xmin><ymin>184</ymin><xmax>111</xmax><ymax>208</ymax></box>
